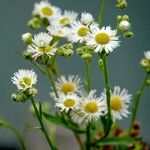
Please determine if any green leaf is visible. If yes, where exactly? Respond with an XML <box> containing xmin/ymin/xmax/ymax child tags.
<box><xmin>43</xmin><ymin>112</ymin><xmax>85</xmax><ymax>133</ymax></box>
<box><xmin>96</xmin><ymin>137</ymin><xmax>139</xmax><ymax>146</ymax></box>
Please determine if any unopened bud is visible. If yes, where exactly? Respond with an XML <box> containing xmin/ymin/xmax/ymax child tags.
<box><xmin>28</xmin><ymin>17</ymin><xmax>42</xmax><ymax>29</ymax></box>
<box><xmin>140</xmin><ymin>59</ymin><xmax>149</xmax><ymax>68</ymax></box>
<box><xmin>119</xmin><ymin>20</ymin><xmax>131</xmax><ymax>32</ymax></box>
<box><xmin>116</xmin><ymin>0</ymin><xmax>127</xmax><ymax>9</ymax></box>
<box><xmin>28</xmin><ymin>87</ymin><xmax>38</xmax><ymax>97</ymax></box>
<box><xmin>57</xmin><ymin>43</ymin><xmax>74</xmax><ymax>57</ymax></box>
<box><xmin>124</xmin><ymin>31</ymin><xmax>134</xmax><ymax>38</ymax></box>
<box><xmin>122</xmin><ymin>15</ymin><xmax>129</xmax><ymax>21</ymax></box>
<box><xmin>22</xmin><ymin>51</ymin><xmax>32</xmax><ymax>60</ymax></box>
<box><xmin>22</xmin><ymin>33</ymin><xmax>32</xmax><ymax>45</ymax></box>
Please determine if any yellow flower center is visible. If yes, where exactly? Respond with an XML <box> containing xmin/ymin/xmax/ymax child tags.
<box><xmin>61</xmin><ymin>83</ymin><xmax>75</xmax><ymax>94</ymax></box>
<box><xmin>41</xmin><ymin>6</ymin><xmax>53</xmax><ymax>16</ymax></box>
<box><xmin>85</xmin><ymin>102</ymin><xmax>98</xmax><ymax>113</ymax></box>
<box><xmin>19</xmin><ymin>77</ymin><xmax>31</xmax><ymax>88</ymax></box>
<box><xmin>64</xmin><ymin>98</ymin><xmax>76</xmax><ymax>107</ymax></box>
<box><xmin>77</xmin><ymin>27</ymin><xmax>89</xmax><ymax>37</ymax></box>
<box><xmin>110</xmin><ymin>96</ymin><xmax>122</xmax><ymax>111</ymax></box>
<box><xmin>95</xmin><ymin>32</ymin><xmax>110</xmax><ymax>44</ymax></box>
<box><xmin>59</xmin><ymin>18</ymin><xmax>70</xmax><ymax>25</ymax></box>
<box><xmin>39</xmin><ymin>45</ymin><xmax>53</xmax><ymax>53</ymax></box>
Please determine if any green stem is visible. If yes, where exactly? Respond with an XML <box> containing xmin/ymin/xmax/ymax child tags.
<box><xmin>0</xmin><ymin>120</ymin><xmax>27</xmax><ymax>150</ymax></box>
<box><xmin>46</xmin><ymin>65</ymin><xmax>59</xmax><ymax>98</ymax></box>
<box><xmin>102</xmin><ymin>54</ymin><xmax>112</xmax><ymax>124</ymax></box>
<box><xmin>98</xmin><ymin>0</ymin><xmax>108</xmax><ymax>27</ymax></box>
<box><xmin>86</xmin><ymin>123</ymin><xmax>91</xmax><ymax>150</ymax></box>
<box><xmin>30</xmin><ymin>59</ymin><xmax>47</xmax><ymax>75</ymax></box>
<box><xmin>43</xmin><ymin>56</ymin><xmax>59</xmax><ymax>98</ymax></box>
<box><xmin>31</xmin><ymin>98</ymin><xmax>57</xmax><ymax>150</ymax></box>
<box><xmin>129</xmin><ymin>73</ymin><xmax>149</xmax><ymax>133</ymax></box>
<box><xmin>85</xmin><ymin>60</ymin><xmax>91</xmax><ymax>93</ymax></box>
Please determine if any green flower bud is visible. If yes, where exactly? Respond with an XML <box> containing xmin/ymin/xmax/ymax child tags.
<box><xmin>11</xmin><ymin>93</ymin><xmax>19</xmax><ymax>102</ymax></box>
<box><xmin>11</xmin><ymin>87</ymin><xmax>38</xmax><ymax>103</ymax></box>
<box><xmin>28</xmin><ymin>17</ymin><xmax>42</xmax><ymax>29</ymax></box>
<box><xmin>146</xmin><ymin>79</ymin><xmax>150</xmax><ymax>86</ymax></box>
<box><xmin>140</xmin><ymin>58</ymin><xmax>150</xmax><ymax>73</ymax></box>
<box><xmin>22</xmin><ymin>51</ymin><xmax>32</xmax><ymax>60</ymax></box>
<box><xmin>124</xmin><ymin>31</ymin><xmax>134</xmax><ymax>38</ymax></box>
<box><xmin>57</xmin><ymin>43</ymin><xmax>74</xmax><ymax>57</ymax></box>
<box><xmin>22</xmin><ymin>33</ymin><xmax>32</xmax><ymax>45</ymax></box>
<box><xmin>77</xmin><ymin>45</ymin><xmax>94</xmax><ymax>61</ymax></box>
<box><xmin>98</xmin><ymin>59</ymin><xmax>104</xmax><ymax>72</ymax></box>
<box><xmin>28</xmin><ymin>87</ymin><xmax>38</xmax><ymax>97</ymax></box>
<box><xmin>117</xmin><ymin>15</ymin><xmax>122</xmax><ymax>22</ymax></box>
<box><xmin>122</xmin><ymin>15</ymin><xmax>129</xmax><ymax>21</ymax></box>
<box><xmin>116</xmin><ymin>0</ymin><xmax>127</xmax><ymax>9</ymax></box>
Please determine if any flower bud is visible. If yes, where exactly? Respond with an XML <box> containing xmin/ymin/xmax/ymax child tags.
<box><xmin>28</xmin><ymin>87</ymin><xmax>38</xmax><ymax>97</ymax></box>
<box><xmin>22</xmin><ymin>51</ymin><xmax>32</xmax><ymax>60</ymax></box>
<box><xmin>124</xmin><ymin>31</ymin><xmax>134</xmax><ymax>38</ymax></box>
<box><xmin>22</xmin><ymin>33</ymin><xmax>32</xmax><ymax>45</ymax></box>
<box><xmin>11</xmin><ymin>93</ymin><xmax>19</xmax><ymax>101</ymax></box>
<box><xmin>140</xmin><ymin>59</ymin><xmax>149</xmax><ymax>68</ymax></box>
<box><xmin>122</xmin><ymin>15</ymin><xmax>129</xmax><ymax>21</ymax></box>
<box><xmin>28</xmin><ymin>17</ymin><xmax>42</xmax><ymax>29</ymax></box>
<box><xmin>57</xmin><ymin>43</ymin><xmax>74</xmax><ymax>57</ymax></box>
<box><xmin>117</xmin><ymin>15</ymin><xmax>122</xmax><ymax>22</ymax></box>
<box><xmin>77</xmin><ymin>45</ymin><xmax>94</xmax><ymax>61</ymax></box>
<box><xmin>116</xmin><ymin>0</ymin><xmax>127</xmax><ymax>9</ymax></box>
<box><xmin>119</xmin><ymin>20</ymin><xmax>131</xmax><ymax>32</ymax></box>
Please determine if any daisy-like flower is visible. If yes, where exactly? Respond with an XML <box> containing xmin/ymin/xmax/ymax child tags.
<box><xmin>55</xmin><ymin>94</ymin><xmax>80</xmax><ymax>112</ymax></box>
<box><xmin>27</xmin><ymin>32</ymin><xmax>56</xmax><ymax>59</ymax></box>
<box><xmin>101</xmin><ymin>86</ymin><xmax>132</xmax><ymax>121</ymax></box>
<box><xmin>80</xmin><ymin>12</ymin><xmax>94</xmax><ymax>25</ymax></box>
<box><xmin>47</xmin><ymin>25</ymin><xmax>70</xmax><ymax>37</ymax></box>
<box><xmin>67</xmin><ymin>20</ymin><xmax>90</xmax><ymax>43</ymax></box>
<box><xmin>32</xmin><ymin>1</ymin><xmax>61</xmax><ymax>20</ymax></box>
<box><xmin>51</xmin><ymin>10</ymin><xmax>78</xmax><ymax>26</ymax></box>
<box><xmin>79</xmin><ymin>90</ymin><xmax>107</xmax><ymax>123</ymax></box>
<box><xmin>54</xmin><ymin>75</ymin><xmax>83</xmax><ymax>95</ymax></box>
<box><xmin>86</xmin><ymin>25</ymin><xmax>120</xmax><ymax>53</ymax></box>
<box><xmin>11</xmin><ymin>69</ymin><xmax>37</xmax><ymax>91</ymax></box>
<box><xmin>144</xmin><ymin>51</ymin><xmax>150</xmax><ymax>60</ymax></box>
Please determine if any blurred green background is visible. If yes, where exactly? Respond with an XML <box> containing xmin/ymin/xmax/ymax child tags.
<box><xmin>0</xmin><ymin>0</ymin><xmax>150</xmax><ymax>149</ymax></box>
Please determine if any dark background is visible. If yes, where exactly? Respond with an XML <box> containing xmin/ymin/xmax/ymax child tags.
<box><xmin>0</xmin><ymin>0</ymin><xmax>150</xmax><ymax>149</ymax></box>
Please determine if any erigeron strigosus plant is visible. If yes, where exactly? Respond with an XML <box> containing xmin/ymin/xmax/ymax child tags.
<box><xmin>0</xmin><ymin>0</ymin><xmax>150</xmax><ymax>150</ymax></box>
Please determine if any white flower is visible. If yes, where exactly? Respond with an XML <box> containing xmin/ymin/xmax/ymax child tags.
<box><xmin>86</xmin><ymin>25</ymin><xmax>120</xmax><ymax>53</ymax></box>
<box><xmin>101</xmin><ymin>86</ymin><xmax>132</xmax><ymax>121</ymax></box>
<box><xmin>80</xmin><ymin>12</ymin><xmax>94</xmax><ymax>25</ymax></box>
<box><xmin>33</xmin><ymin>1</ymin><xmax>61</xmax><ymax>20</ymax></box>
<box><xmin>119</xmin><ymin>20</ymin><xmax>131</xmax><ymax>31</ymax></box>
<box><xmin>27</xmin><ymin>32</ymin><xmax>56</xmax><ymax>59</ymax></box>
<box><xmin>51</xmin><ymin>10</ymin><xmax>78</xmax><ymax>26</ymax></box>
<box><xmin>53</xmin><ymin>75</ymin><xmax>83</xmax><ymax>95</ymax></box>
<box><xmin>47</xmin><ymin>25</ymin><xmax>70</xmax><ymax>37</ymax></box>
<box><xmin>78</xmin><ymin>90</ymin><xmax>107</xmax><ymax>123</ymax></box>
<box><xmin>67</xmin><ymin>20</ymin><xmax>90</xmax><ymax>43</ymax></box>
<box><xmin>55</xmin><ymin>94</ymin><xmax>80</xmax><ymax>112</ymax></box>
<box><xmin>144</xmin><ymin>51</ymin><xmax>150</xmax><ymax>60</ymax></box>
<box><xmin>11</xmin><ymin>69</ymin><xmax>37</xmax><ymax>90</ymax></box>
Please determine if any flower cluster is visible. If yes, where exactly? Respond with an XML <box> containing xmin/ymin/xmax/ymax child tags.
<box><xmin>22</xmin><ymin>0</ymin><xmax>120</xmax><ymax>62</ymax></box>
